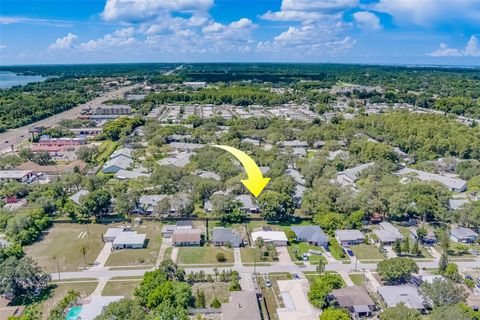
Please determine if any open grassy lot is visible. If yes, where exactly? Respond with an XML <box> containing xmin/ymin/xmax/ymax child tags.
<box><xmin>240</xmin><ymin>247</ymin><xmax>279</xmax><ymax>264</ymax></box>
<box><xmin>350</xmin><ymin>244</ymin><xmax>385</xmax><ymax>260</ymax></box>
<box><xmin>192</xmin><ymin>281</ymin><xmax>231</xmax><ymax>305</ymax></box>
<box><xmin>25</xmin><ymin>223</ymin><xmax>107</xmax><ymax>272</ymax></box>
<box><xmin>305</xmin><ymin>272</ymin><xmax>346</xmax><ymax>287</ymax></box>
<box><xmin>102</xmin><ymin>280</ymin><xmax>142</xmax><ymax>298</ymax></box>
<box><xmin>40</xmin><ymin>282</ymin><xmax>97</xmax><ymax>319</ymax></box>
<box><xmin>105</xmin><ymin>221</ymin><xmax>162</xmax><ymax>267</ymax></box>
<box><xmin>259</xmin><ymin>273</ymin><xmax>292</xmax><ymax>320</ymax></box>
<box><xmin>287</xmin><ymin>242</ymin><xmax>327</xmax><ymax>263</ymax></box>
<box><xmin>177</xmin><ymin>247</ymin><xmax>234</xmax><ymax>265</ymax></box>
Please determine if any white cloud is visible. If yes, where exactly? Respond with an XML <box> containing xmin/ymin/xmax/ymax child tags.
<box><xmin>48</xmin><ymin>33</ymin><xmax>78</xmax><ymax>50</ymax></box>
<box><xmin>428</xmin><ymin>36</ymin><xmax>480</xmax><ymax>57</ymax></box>
<box><xmin>374</xmin><ymin>0</ymin><xmax>480</xmax><ymax>26</ymax></box>
<box><xmin>261</xmin><ymin>10</ymin><xmax>325</xmax><ymax>21</ymax></box>
<box><xmin>281</xmin><ymin>0</ymin><xmax>358</xmax><ymax>11</ymax></box>
<box><xmin>79</xmin><ymin>30</ymin><xmax>138</xmax><ymax>51</ymax></box>
<box><xmin>0</xmin><ymin>16</ymin><xmax>72</xmax><ymax>27</ymax></box>
<box><xmin>353</xmin><ymin>11</ymin><xmax>381</xmax><ymax>30</ymax></box>
<box><xmin>102</xmin><ymin>0</ymin><xmax>213</xmax><ymax>22</ymax></box>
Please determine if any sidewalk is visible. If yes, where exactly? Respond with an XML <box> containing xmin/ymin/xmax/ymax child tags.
<box><xmin>90</xmin><ymin>242</ymin><xmax>112</xmax><ymax>270</ymax></box>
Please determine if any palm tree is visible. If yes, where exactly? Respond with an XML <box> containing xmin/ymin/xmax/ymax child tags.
<box><xmin>79</xmin><ymin>244</ymin><xmax>89</xmax><ymax>269</ymax></box>
<box><xmin>293</xmin><ymin>246</ymin><xmax>300</xmax><ymax>260</ymax></box>
<box><xmin>316</xmin><ymin>259</ymin><xmax>326</xmax><ymax>276</ymax></box>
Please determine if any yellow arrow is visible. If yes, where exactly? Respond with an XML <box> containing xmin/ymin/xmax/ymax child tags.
<box><xmin>212</xmin><ymin>145</ymin><xmax>270</xmax><ymax>198</ymax></box>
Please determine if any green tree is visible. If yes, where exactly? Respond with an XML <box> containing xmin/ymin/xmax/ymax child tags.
<box><xmin>286</xmin><ymin>229</ymin><xmax>297</xmax><ymax>243</ymax></box>
<box><xmin>313</xmin><ymin>212</ymin><xmax>344</xmax><ymax>235</ymax></box>
<box><xmin>429</xmin><ymin>304</ymin><xmax>473</xmax><ymax>320</ymax></box>
<box><xmin>439</xmin><ymin>253</ymin><xmax>449</xmax><ymax>274</ymax></box>
<box><xmin>80</xmin><ymin>189</ymin><xmax>111</xmax><ymax>218</ymax></box>
<box><xmin>94</xmin><ymin>298</ymin><xmax>147</xmax><ymax>320</ymax></box>
<box><xmin>402</xmin><ymin>237</ymin><xmax>410</xmax><ymax>253</ymax></box>
<box><xmin>420</xmin><ymin>278</ymin><xmax>467</xmax><ymax>308</ymax></box>
<box><xmin>258</xmin><ymin>191</ymin><xmax>294</xmax><ymax>221</ymax></box>
<box><xmin>380</xmin><ymin>303</ymin><xmax>421</xmax><ymax>320</ymax></box>
<box><xmin>320</xmin><ymin>307</ymin><xmax>350</xmax><ymax>320</ymax></box>
<box><xmin>444</xmin><ymin>262</ymin><xmax>461</xmax><ymax>282</ymax></box>
<box><xmin>308</xmin><ymin>274</ymin><xmax>343</xmax><ymax>308</ymax></box>
<box><xmin>377</xmin><ymin>257</ymin><xmax>419</xmax><ymax>285</ymax></box>
<box><xmin>196</xmin><ymin>289</ymin><xmax>206</xmax><ymax>308</ymax></box>
<box><xmin>411</xmin><ymin>240</ymin><xmax>421</xmax><ymax>256</ymax></box>
<box><xmin>210</xmin><ymin>297</ymin><xmax>221</xmax><ymax>308</ymax></box>
<box><xmin>393</xmin><ymin>239</ymin><xmax>402</xmax><ymax>255</ymax></box>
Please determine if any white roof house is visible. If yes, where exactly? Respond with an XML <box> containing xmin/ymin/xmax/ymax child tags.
<box><xmin>373</xmin><ymin>222</ymin><xmax>404</xmax><ymax>244</ymax></box>
<box><xmin>276</xmin><ymin>280</ymin><xmax>320</xmax><ymax>320</ymax></box>
<box><xmin>335</xmin><ymin>229</ymin><xmax>364</xmax><ymax>245</ymax></box>
<box><xmin>279</xmin><ymin>140</ymin><xmax>308</xmax><ymax>148</ymax></box>
<box><xmin>241</xmin><ymin>138</ymin><xmax>260</xmax><ymax>146</ymax></box>
<box><xmin>138</xmin><ymin>194</ymin><xmax>168</xmax><ymax>213</ymax></box>
<box><xmin>115</xmin><ymin>168</ymin><xmax>151</xmax><ymax>180</ymax></box>
<box><xmin>378</xmin><ymin>285</ymin><xmax>425</xmax><ymax>311</ymax></box>
<box><xmin>158</xmin><ymin>152</ymin><xmax>192</xmax><ymax>167</ymax></box>
<box><xmin>198</xmin><ymin>171</ymin><xmax>221</xmax><ymax>181</ymax></box>
<box><xmin>110</xmin><ymin>147</ymin><xmax>133</xmax><ymax>160</ymax></box>
<box><xmin>112</xmin><ymin>232</ymin><xmax>146</xmax><ymax>249</ymax></box>
<box><xmin>0</xmin><ymin>170</ymin><xmax>34</xmax><ymax>183</ymax></box>
<box><xmin>235</xmin><ymin>194</ymin><xmax>258</xmax><ymax>212</ymax></box>
<box><xmin>251</xmin><ymin>231</ymin><xmax>288</xmax><ymax>246</ymax></box>
<box><xmin>396</xmin><ymin>167</ymin><xmax>467</xmax><ymax>192</ymax></box>
<box><xmin>104</xmin><ymin>227</ymin><xmax>131</xmax><ymax>242</ymax></box>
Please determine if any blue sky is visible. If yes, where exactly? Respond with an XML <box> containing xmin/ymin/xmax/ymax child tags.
<box><xmin>1</xmin><ymin>0</ymin><xmax>479</xmax><ymax>65</ymax></box>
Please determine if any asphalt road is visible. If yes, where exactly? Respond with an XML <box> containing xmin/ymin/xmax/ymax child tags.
<box><xmin>0</xmin><ymin>84</ymin><xmax>140</xmax><ymax>154</ymax></box>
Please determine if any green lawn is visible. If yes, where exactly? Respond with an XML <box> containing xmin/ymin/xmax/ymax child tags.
<box><xmin>350</xmin><ymin>244</ymin><xmax>385</xmax><ymax>260</ymax></box>
<box><xmin>349</xmin><ymin>273</ymin><xmax>366</xmax><ymax>285</ymax></box>
<box><xmin>305</xmin><ymin>273</ymin><xmax>346</xmax><ymax>287</ymax></box>
<box><xmin>102</xmin><ymin>280</ymin><xmax>141</xmax><ymax>298</ymax></box>
<box><xmin>40</xmin><ymin>282</ymin><xmax>97</xmax><ymax>319</ymax></box>
<box><xmin>287</xmin><ymin>242</ymin><xmax>327</xmax><ymax>263</ymax></box>
<box><xmin>177</xmin><ymin>247</ymin><xmax>234</xmax><ymax>265</ymax></box>
<box><xmin>240</xmin><ymin>247</ymin><xmax>278</xmax><ymax>263</ymax></box>
<box><xmin>328</xmin><ymin>237</ymin><xmax>349</xmax><ymax>260</ymax></box>
<box><xmin>25</xmin><ymin>223</ymin><xmax>107</xmax><ymax>272</ymax></box>
<box><xmin>105</xmin><ymin>222</ymin><xmax>162</xmax><ymax>267</ymax></box>
<box><xmin>192</xmin><ymin>281</ymin><xmax>231</xmax><ymax>305</ymax></box>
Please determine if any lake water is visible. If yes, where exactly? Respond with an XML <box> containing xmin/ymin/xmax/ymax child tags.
<box><xmin>0</xmin><ymin>71</ymin><xmax>47</xmax><ymax>89</ymax></box>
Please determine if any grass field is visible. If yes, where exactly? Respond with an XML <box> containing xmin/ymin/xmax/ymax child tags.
<box><xmin>105</xmin><ymin>222</ymin><xmax>162</xmax><ymax>267</ymax></box>
<box><xmin>240</xmin><ymin>247</ymin><xmax>278</xmax><ymax>263</ymax></box>
<box><xmin>102</xmin><ymin>280</ymin><xmax>142</xmax><ymax>298</ymax></box>
<box><xmin>25</xmin><ymin>224</ymin><xmax>107</xmax><ymax>272</ymax></box>
<box><xmin>349</xmin><ymin>273</ymin><xmax>366</xmax><ymax>285</ymax></box>
<box><xmin>177</xmin><ymin>247</ymin><xmax>234</xmax><ymax>265</ymax></box>
<box><xmin>287</xmin><ymin>242</ymin><xmax>327</xmax><ymax>263</ymax></box>
<box><xmin>192</xmin><ymin>282</ymin><xmax>231</xmax><ymax>305</ymax></box>
<box><xmin>350</xmin><ymin>244</ymin><xmax>385</xmax><ymax>260</ymax></box>
<box><xmin>40</xmin><ymin>282</ymin><xmax>97</xmax><ymax>319</ymax></box>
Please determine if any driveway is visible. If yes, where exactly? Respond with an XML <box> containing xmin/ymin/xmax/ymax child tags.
<box><xmin>90</xmin><ymin>242</ymin><xmax>112</xmax><ymax>270</ymax></box>
<box><xmin>156</xmin><ymin>238</ymin><xmax>171</xmax><ymax>267</ymax></box>
<box><xmin>171</xmin><ymin>247</ymin><xmax>179</xmax><ymax>263</ymax></box>
<box><xmin>234</xmin><ymin>248</ymin><xmax>242</xmax><ymax>267</ymax></box>
<box><xmin>277</xmin><ymin>247</ymin><xmax>294</xmax><ymax>265</ymax></box>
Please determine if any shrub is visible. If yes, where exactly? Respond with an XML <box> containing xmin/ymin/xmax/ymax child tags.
<box><xmin>216</xmin><ymin>252</ymin><xmax>227</xmax><ymax>263</ymax></box>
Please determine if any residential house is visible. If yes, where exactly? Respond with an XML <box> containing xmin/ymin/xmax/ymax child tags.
<box><xmin>410</xmin><ymin>228</ymin><xmax>437</xmax><ymax>244</ymax></box>
<box><xmin>198</xmin><ymin>171</ymin><xmax>221</xmax><ymax>181</ymax></box>
<box><xmin>183</xmin><ymin>81</ymin><xmax>207</xmax><ymax>89</ymax></box>
<box><xmin>102</xmin><ymin>155</ymin><xmax>133</xmax><ymax>173</ymax></box>
<box><xmin>235</xmin><ymin>194</ymin><xmax>258</xmax><ymax>213</ymax></box>
<box><xmin>335</xmin><ymin>162</ymin><xmax>374</xmax><ymax>189</ymax></box>
<box><xmin>329</xmin><ymin>286</ymin><xmax>376</xmax><ymax>319</ymax></box>
<box><xmin>110</xmin><ymin>147</ymin><xmax>133</xmax><ymax>160</ymax></box>
<box><xmin>292</xmin><ymin>147</ymin><xmax>307</xmax><ymax>157</ymax></box>
<box><xmin>169</xmin><ymin>142</ymin><xmax>204</xmax><ymax>151</ymax></box>
<box><xmin>291</xmin><ymin>226</ymin><xmax>329</xmax><ymax>246</ymax></box>
<box><xmin>241</xmin><ymin>138</ymin><xmax>260</xmax><ymax>146</ymax></box>
<box><xmin>115</xmin><ymin>168</ymin><xmax>150</xmax><ymax>180</ymax></box>
<box><xmin>212</xmin><ymin>227</ymin><xmax>243</xmax><ymax>247</ymax></box>
<box><xmin>104</xmin><ymin>227</ymin><xmax>146</xmax><ymax>249</ymax></box>
<box><xmin>0</xmin><ymin>170</ymin><xmax>34</xmax><ymax>183</ymax></box>
<box><xmin>161</xmin><ymin>221</ymin><xmax>193</xmax><ymax>238</ymax></box>
<box><xmin>335</xmin><ymin>230</ymin><xmax>364</xmax><ymax>246</ymax></box>
<box><xmin>377</xmin><ymin>285</ymin><xmax>425</xmax><ymax>312</ymax></box>
<box><xmin>396</xmin><ymin>167</ymin><xmax>467</xmax><ymax>192</ymax></box>
<box><xmin>450</xmin><ymin>227</ymin><xmax>478</xmax><ymax>243</ymax></box>
<box><xmin>77</xmin><ymin>296</ymin><xmax>124</xmax><ymax>320</ymax></box>
<box><xmin>138</xmin><ymin>195</ymin><xmax>168</xmax><ymax>214</ymax></box>
<box><xmin>95</xmin><ymin>104</ymin><xmax>132</xmax><ymax>116</ymax></box>
<box><xmin>278</xmin><ymin>140</ymin><xmax>308</xmax><ymax>148</ymax></box>
<box><xmin>171</xmin><ymin>229</ymin><xmax>202</xmax><ymax>246</ymax></box>
<box><xmin>251</xmin><ymin>231</ymin><xmax>288</xmax><ymax>246</ymax></box>
<box><xmin>221</xmin><ymin>291</ymin><xmax>261</xmax><ymax>320</ymax></box>
<box><xmin>158</xmin><ymin>152</ymin><xmax>192</xmax><ymax>167</ymax></box>
<box><xmin>69</xmin><ymin>189</ymin><xmax>89</xmax><ymax>205</ymax></box>
<box><xmin>373</xmin><ymin>222</ymin><xmax>404</xmax><ymax>245</ymax></box>
<box><xmin>449</xmin><ymin>198</ymin><xmax>469</xmax><ymax>210</ymax></box>
<box><xmin>285</xmin><ymin>169</ymin><xmax>305</xmax><ymax>185</ymax></box>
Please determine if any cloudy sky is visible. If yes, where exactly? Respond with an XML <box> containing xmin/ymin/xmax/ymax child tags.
<box><xmin>1</xmin><ymin>0</ymin><xmax>479</xmax><ymax>65</ymax></box>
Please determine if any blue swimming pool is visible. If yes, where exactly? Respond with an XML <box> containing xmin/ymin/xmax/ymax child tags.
<box><xmin>65</xmin><ymin>306</ymin><xmax>82</xmax><ymax>320</ymax></box>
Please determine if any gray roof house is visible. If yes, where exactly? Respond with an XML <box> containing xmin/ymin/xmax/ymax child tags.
<box><xmin>291</xmin><ymin>226</ymin><xmax>328</xmax><ymax>246</ymax></box>
<box><xmin>329</xmin><ymin>286</ymin><xmax>376</xmax><ymax>318</ymax></box>
<box><xmin>285</xmin><ymin>169</ymin><xmax>305</xmax><ymax>185</ymax></box>
<box><xmin>212</xmin><ymin>227</ymin><xmax>243</xmax><ymax>247</ymax></box>
<box><xmin>169</xmin><ymin>142</ymin><xmax>205</xmax><ymax>151</ymax></box>
<box><xmin>449</xmin><ymin>198</ymin><xmax>469</xmax><ymax>210</ymax></box>
<box><xmin>198</xmin><ymin>171</ymin><xmax>221</xmax><ymax>181</ymax></box>
<box><xmin>235</xmin><ymin>194</ymin><xmax>258</xmax><ymax>213</ymax></box>
<box><xmin>110</xmin><ymin>147</ymin><xmax>133</xmax><ymax>160</ymax></box>
<box><xmin>377</xmin><ymin>285</ymin><xmax>425</xmax><ymax>311</ymax></box>
<box><xmin>102</xmin><ymin>155</ymin><xmax>133</xmax><ymax>173</ymax></box>
<box><xmin>335</xmin><ymin>230</ymin><xmax>364</xmax><ymax>245</ymax></box>
<box><xmin>115</xmin><ymin>168</ymin><xmax>151</xmax><ymax>180</ymax></box>
<box><xmin>69</xmin><ymin>189</ymin><xmax>89</xmax><ymax>205</ymax></box>
<box><xmin>292</xmin><ymin>147</ymin><xmax>307</xmax><ymax>157</ymax></box>
<box><xmin>450</xmin><ymin>227</ymin><xmax>478</xmax><ymax>243</ymax></box>
<box><xmin>279</xmin><ymin>140</ymin><xmax>308</xmax><ymax>148</ymax></box>
<box><xmin>138</xmin><ymin>195</ymin><xmax>168</xmax><ymax>214</ymax></box>
<box><xmin>241</xmin><ymin>138</ymin><xmax>260</xmax><ymax>146</ymax></box>
<box><xmin>396</xmin><ymin>167</ymin><xmax>467</xmax><ymax>192</ymax></box>
<box><xmin>158</xmin><ymin>152</ymin><xmax>192</xmax><ymax>167</ymax></box>
<box><xmin>373</xmin><ymin>222</ymin><xmax>404</xmax><ymax>244</ymax></box>
<box><xmin>335</xmin><ymin>162</ymin><xmax>374</xmax><ymax>189</ymax></box>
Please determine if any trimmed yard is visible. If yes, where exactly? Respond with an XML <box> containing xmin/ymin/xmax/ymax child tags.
<box><xmin>102</xmin><ymin>280</ymin><xmax>142</xmax><ymax>298</ymax></box>
<box><xmin>349</xmin><ymin>273</ymin><xmax>366</xmax><ymax>285</ymax></box>
<box><xmin>40</xmin><ymin>282</ymin><xmax>97</xmax><ymax>319</ymax></box>
<box><xmin>240</xmin><ymin>247</ymin><xmax>278</xmax><ymax>264</ymax></box>
<box><xmin>25</xmin><ymin>223</ymin><xmax>107</xmax><ymax>272</ymax></box>
<box><xmin>350</xmin><ymin>244</ymin><xmax>385</xmax><ymax>260</ymax></box>
<box><xmin>105</xmin><ymin>222</ymin><xmax>162</xmax><ymax>267</ymax></box>
<box><xmin>176</xmin><ymin>247</ymin><xmax>234</xmax><ymax>265</ymax></box>
<box><xmin>287</xmin><ymin>242</ymin><xmax>327</xmax><ymax>264</ymax></box>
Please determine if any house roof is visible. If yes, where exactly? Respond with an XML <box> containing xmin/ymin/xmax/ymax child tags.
<box><xmin>374</xmin><ymin>230</ymin><xmax>404</xmax><ymax>243</ymax></box>
<box><xmin>115</xmin><ymin>168</ymin><xmax>150</xmax><ymax>180</ymax></box>
<box><xmin>378</xmin><ymin>285</ymin><xmax>424</xmax><ymax>310</ymax></box>
<box><xmin>292</xmin><ymin>147</ymin><xmax>307</xmax><ymax>157</ymax></box>
<box><xmin>69</xmin><ymin>189</ymin><xmax>89</xmax><ymax>205</ymax></box>
<box><xmin>335</xmin><ymin>229</ymin><xmax>364</xmax><ymax>242</ymax></box>
<box><xmin>235</xmin><ymin>194</ymin><xmax>256</xmax><ymax>209</ymax></box>
<box><xmin>285</xmin><ymin>169</ymin><xmax>305</xmax><ymax>185</ymax></box>
<box><xmin>172</xmin><ymin>229</ymin><xmax>202</xmax><ymax>243</ymax></box>
<box><xmin>199</xmin><ymin>171</ymin><xmax>221</xmax><ymax>181</ymax></box>
<box><xmin>110</xmin><ymin>147</ymin><xmax>133</xmax><ymax>159</ymax></box>
<box><xmin>396</xmin><ymin>167</ymin><xmax>467</xmax><ymax>191</ymax></box>
<box><xmin>78</xmin><ymin>296</ymin><xmax>123</xmax><ymax>320</ymax></box>
<box><xmin>221</xmin><ymin>291</ymin><xmax>261</xmax><ymax>320</ymax></box>
<box><xmin>291</xmin><ymin>226</ymin><xmax>328</xmax><ymax>244</ymax></box>
<box><xmin>276</xmin><ymin>280</ymin><xmax>320</xmax><ymax>320</ymax></box>
<box><xmin>112</xmin><ymin>232</ymin><xmax>146</xmax><ymax>246</ymax></box>
<box><xmin>241</xmin><ymin>138</ymin><xmax>260</xmax><ymax>146</ymax></box>
<box><xmin>337</xmin><ymin>162</ymin><xmax>375</xmax><ymax>183</ymax></box>
<box><xmin>251</xmin><ymin>231</ymin><xmax>288</xmax><ymax>243</ymax></box>
<box><xmin>330</xmin><ymin>286</ymin><xmax>375</xmax><ymax>308</ymax></box>
<box><xmin>158</xmin><ymin>152</ymin><xmax>192</xmax><ymax>167</ymax></box>
<box><xmin>169</xmin><ymin>142</ymin><xmax>204</xmax><ymax>150</ymax></box>
<box><xmin>451</xmin><ymin>227</ymin><xmax>478</xmax><ymax>240</ymax></box>
<box><xmin>0</xmin><ymin>170</ymin><xmax>32</xmax><ymax>179</ymax></box>
<box><xmin>279</xmin><ymin>140</ymin><xmax>308</xmax><ymax>148</ymax></box>
<box><xmin>139</xmin><ymin>195</ymin><xmax>168</xmax><ymax>207</ymax></box>
<box><xmin>103</xmin><ymin>155</ymin><xmax>133</xmax><ymax>170</ymax></box>
<box><xmin>449</xmin><ymin>198</ymin><xmax>469</xmax><ymax>210</ymax></box>
<box><xmin>212</xmin><ymin>227</ymin><xmax>242</xmax><ymax>246</ymax></box>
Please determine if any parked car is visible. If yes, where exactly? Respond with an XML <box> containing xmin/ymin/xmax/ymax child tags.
<box><xmin>265</xmin><ymin>278</ymin><xmax>271</xmax><ymax>287</ymax></box>
<box><xmin>466</xmin><ymin>275</ymin><xmax>473</xmax><ymax>281</ymax></box>
<box><xmin>293</xmin><ymin>273</ymin><xmax>300</xmax><ymax>280</ymax></box>
<box><xmin>323</xmin><ymin>244</ymin><xmax>330</xmax><ymax>252</ymax></box>
<box><xmin>470</xmin><ymin>249</ymin><xmax>480</xmax><ymax>256</ymax></box>
<box><xmin>302</xmin><ymin>253</ymin><xmax>309</xmax><ymax>261</ymax></box>
<box><xmin>344</xmin><ymin>248</ymin><xmax>354</xmax><ymax>257</ymax></box>
<box><xmin>308</xmin><ymin>249</ymin><xmax>322</xmax><ymax>255</ymax></box>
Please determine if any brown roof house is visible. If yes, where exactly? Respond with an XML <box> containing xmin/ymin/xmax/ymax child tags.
<box><xmin>171</xmin><ymin>229</ymin><xmax>202</xmax><ymax>246</ymax></box>
<box><xmin>329</xmin><ymin>286</ymin><xmax>376</xmax><ymax>318</ymax></box>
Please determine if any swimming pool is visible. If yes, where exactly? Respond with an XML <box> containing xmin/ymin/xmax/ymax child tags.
<box><xmin>65</xmin><ymin>306</ymin><xmax>82</xmax><ymax>320</ymax></box>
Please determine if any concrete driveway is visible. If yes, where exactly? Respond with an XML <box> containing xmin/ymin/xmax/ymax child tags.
<box><xmin>277</xmin><ymin>247</ymin><xmax>294</xmax><ymax>265</ymax></box>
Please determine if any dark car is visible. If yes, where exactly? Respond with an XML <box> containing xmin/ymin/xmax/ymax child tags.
<box><xmin>347</xmin><ymin>249</ymin><xmax>354</xmax><ymax>257</ymax></box>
